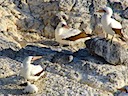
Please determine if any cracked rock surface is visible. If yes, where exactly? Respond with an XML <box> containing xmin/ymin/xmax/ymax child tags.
<box><xmin>0</xmin><ymin>36</ymin><xmax>128</xmax><ymax>96</ymax></box>
<box><xmin>0</xmin><ymin>0</ymin><xmax>128</xmax><ymax>44</ymax></box>
<box><xmin>0</xmin><ymin>0</ymin><xmax>128</xmax><ymax>96</ymax></box>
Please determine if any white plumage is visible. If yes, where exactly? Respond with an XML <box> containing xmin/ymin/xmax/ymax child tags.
<box><xmin>55</xmin><ymin>21</ymin><xmax>73</xmax><ymax>45</ymax></box>
<box><xmin>55</xmin><ymin>21</ymin><xmax>91</xmax><ymax>47</ymax></box>
<box><xmin>60</xmin><ymin>28</ymin><xmax>81</xmax><ymax>39</ymax></box>
<box><xmin>109</xmin><ymin>18</ymin><xmax>122</xmax><ymax>29</ymax></box>
<box><xmin>23</xmin><ymin>81</ymin><xmax>38</xmax><ymax>94</ymax></box>
<box><xmin>98</xmin><ymin>7</ymin><xmax>125</xmax><ymax>41</ymax></box>
<box><xmin>20</xmin><ymin>56</ymin><xmax>45</xmax><ymax>81</ymax></box>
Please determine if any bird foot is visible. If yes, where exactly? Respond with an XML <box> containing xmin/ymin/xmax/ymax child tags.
<box><xmin>106</xmin><ymin>38</ymin><xmax>113</xmax><ymax>44</ymax></box>
<box><xmin>41</xmin><ymin>73</ymin><xmax>47</xmax><ymax>78</ymax></box>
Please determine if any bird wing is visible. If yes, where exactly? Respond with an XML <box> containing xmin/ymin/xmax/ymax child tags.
<box><xmin>64</xmin><ymin>32</ymin><xmax>92</xmax><ymax>41</ymax></box>
<box><xmin>60</xmin><ymin>28</ymin><xmax>81</xmax><ymax>39</ymax></box>
<box><xmin>109</xmin><ymin>18</ymin><xmax>122</xmax><ymax>29</ymax></box>
<box><xmin>109</xmin><ymin>18</ymin><xmax>125</xmax><ymax>37</ymax></box>
<box><xmin>30</xmin><ymin>64</ymin><xmax>43</xmax><ymax>76</ymax></box>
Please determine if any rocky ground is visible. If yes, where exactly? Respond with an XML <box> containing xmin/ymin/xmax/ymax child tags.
<box><xmin>0</xmin><ymin>35</ymin><xmax>128</xmax><ymax>96</ymax></box>
<box><xmin>0</xmin><ymin>0</ymin><xmax>128</xmax><ymax>96</ymax></box>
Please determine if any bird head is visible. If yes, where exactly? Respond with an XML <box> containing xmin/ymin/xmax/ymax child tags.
<box><xmin>23</xmin><ymin>56</ymin><xmax>42</xmax><ymax>67</ymax></box>
<box><xmin>97</xmin><ymin>7</ymin><xmax>113</xmax><ymax>16</ymax></box>
<box><xmin>26</xmin><ymin>81</ymin><xmax>31</xmax><ymax>85</ymax></box>
<box><xmin>22</xmin><ymin>56</ymin><xmax>33</xmax><ymax>67</ymax></box>
<box><xmin>58</xmin><ymin>21</ymin><xmax>70</xmax><ymax>29</ymax></box>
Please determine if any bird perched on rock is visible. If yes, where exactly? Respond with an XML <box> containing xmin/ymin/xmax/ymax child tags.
<box><xmin>20</xmin><ymin>56</ymin><xmax>46</xmax><ymax>81</ymax></box>
<box><xmin>97</xmin><ymin>7</ymin><xmax>127</xmax><ymax>42</ymax></box>
<box><xmin>23</xmin><ymin>81</ymin><xmax>38</xmax><ymax>94</ymax></box>
<box><xmin>55</xmin><ymin>21</ymin><xmax>92</xmax><ymax>50</ymax></box>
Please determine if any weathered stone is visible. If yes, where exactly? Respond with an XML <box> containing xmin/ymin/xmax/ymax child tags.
<box><xmin>0</xmin><ymin>32</ymin><xmax>19</xmax><ymax>48</ymax></box>
<box><xmin>0</xmin><ymin>0</ymin><xmax>128</xmax><ymax>95</ymax></box>
<box><xmin>85</xmin><ymin>37</ymin><xmax>128</xmax><ymax>65</ymax></box>
<box><xmin>59</xmin><ymin>0</ymin><xmax>76</xmax><ymax>11</ymax></box>
<box><xmin>0</xmin><ymin>37</ymin><xmax>127</xmax><ymax>95</ymax></box>
<box><xmin>0</xmin><ymin>0</ymin><xmax>127</xmax><ymax>43</ymax></box>
<box><xmin>92</xmin><ymin>23</ymin><xmax>105</xmax><ymax>38</ymax></box>
<box><xmin>122</xmin><ymin>19</ymin><xmax>128</xmax><ymax>36</ymax></box>
<box><xmin>122</xmin><ymin>7</ymin><xmax>128</xmax><ymax>19</ymax></box>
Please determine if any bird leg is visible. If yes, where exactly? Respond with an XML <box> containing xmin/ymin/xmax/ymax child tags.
<box><xmin>69</xmin><ymin>42</ymin><xmax>78</xmax><ymax>52</ymax></box>
<box><xmin>109</xmin><ymin>34</ymin><xmax>115</xmax><ymax>44</ymax></box>
<box><xmin>105</xmin><ymin>33</ymin><xmax>110</xmax><ymax>41</ymax></box>
<box><xmin>106</xmin><ymin>33</ymin><xmax>109</xmax><ymax>40</ymax></box>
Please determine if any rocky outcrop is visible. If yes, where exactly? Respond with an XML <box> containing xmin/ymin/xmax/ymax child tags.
<box><xmin>0</xmin><ymin>0</ymin><xmax>128</xmax><ymax>44</ymax></box>
<box><xmin>0</xmin><ymin>38</ymin><xmax>127</xmax><ymax>95</ymax></box>
<box><xmin>85</xmin><ymin>37</ymin><xmax>128</xmax><ymax>65</ymax></box>
<box><xmin>0</xmin><ymin>0</ymin><xmax>128</xmax><ymax>95</ymax></box>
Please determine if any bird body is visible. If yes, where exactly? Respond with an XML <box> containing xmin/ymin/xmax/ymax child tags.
<box><xmin>60</xmin><ymin>28</ymin><xmax>81</xmax><ymax>39</ymax></box>
<box><xmin>101</xmin><ymin>13</ymin><xmax>122</xmax><ymax>36</ymax></box>
<box><xmin>55</xmin><ymin>21</ymin><xmax>91</xmax><ymax>46</ymax></box>
<box><xmin>98</xmin><ymin>7</ymin><xmax>126</xmax><ymax>41</ymax></box>
<box><xmin>20</xmin><ymin>56</ymin><xmax>45</xmax><ymax>81</ymax></box>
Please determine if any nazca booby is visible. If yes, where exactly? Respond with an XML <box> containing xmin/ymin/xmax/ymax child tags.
<box><xmin>20</xmin><ymin>56</ymin><xmax>45</xmax><ymax>81</ymax></box>
<box><xmin>55</xmin><ymin>21</ymin><xmax>92</xmax><ymax>48</ymax></box>
<box><xmin>97</xmin><ymin>7</ymin><xmax>126</xmax><ymax>42</ymax></box>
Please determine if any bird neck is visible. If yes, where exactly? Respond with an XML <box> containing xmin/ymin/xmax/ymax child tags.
<box><xmin>23</xmin><ymin>60</ymin><xmax>31</xmax><ymax>68</ymax></box>
<box><xmin>55</xmin><ymin>27</ymin><xmax>64</xmax><ymax>35</ymax></box>
<box><xmin>103</xmin><ymin>14</ymin><xmax>111</xmax><ymax>20</ymax></box>
<box><xmin>105</xmin><ymin>11</ymin><xmax>112</xmax><ymax>18</ymax></box>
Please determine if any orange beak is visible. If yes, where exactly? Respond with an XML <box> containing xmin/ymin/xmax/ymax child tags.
<box><xmin>97</xmin><ymin>9</ymin><xmax>106</xmax><ymax>13</ymax></box>
<box><xmin>64</xmin><ymin>25</ymin><xmax>70</xmax><ymax>29</ymax></box>
<box><xmin>31</xmin><ymin>56</ymin><xmax>42</xmax><ymax>61</ymax></box>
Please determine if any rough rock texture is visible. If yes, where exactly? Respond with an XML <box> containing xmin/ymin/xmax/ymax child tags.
<box><xmin>85</xmin><ymin>37</ymin><xmax>128</xmax><ymax>65</ymax></box>
<box><xmin>0</xmin><ymin>0</ymin><xmax>128</xmax><ymax>44</ymax></box>
<box><xmin>0</xmin><ymin>36</ymin><xmax>128</xmax><ymax>95</ymax></box>
<box><xmin>0</xmin><ymin>0</ymin><xmax>128</xmax><ymax>96</ymax></box>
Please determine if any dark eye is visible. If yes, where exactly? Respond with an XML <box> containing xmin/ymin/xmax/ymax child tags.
<box><xmin>62</xmin><ymin>24</ymin><xmax>65</xmax><ymax>27</ymax></box>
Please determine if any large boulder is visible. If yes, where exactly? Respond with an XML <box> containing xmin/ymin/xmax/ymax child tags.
<box><xmin>85</xmin><ymin>37</ymin><xmax>128</xmax><ymax>65</ymax></box>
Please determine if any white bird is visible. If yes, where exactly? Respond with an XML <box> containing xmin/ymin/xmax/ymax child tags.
<box><xmin>23</xmin><ymin>81</ymin><xmax>38</xmax><ymax>94</ymax></box>
<box><xmin>97</xmin><ymin>7</ymin><xmax>126</xmax><ymax>42</ymax></box>
<box><xmin>55</xmin><ymin>21</ymin><xmax>92</xmax><ymax>49</ymax></box>
<box><xmin>20</xmin><ymin>56</ymin><xmax>45</xmax><ymax>81</ymax></box>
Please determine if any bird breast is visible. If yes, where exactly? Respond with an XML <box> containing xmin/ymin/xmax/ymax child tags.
<box><xmin>101</xmin><ymin>15</ymin><xmax>115</xmax><ymax>35</ymax></box>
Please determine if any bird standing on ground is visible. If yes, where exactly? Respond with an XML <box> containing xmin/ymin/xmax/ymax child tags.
<box><xmin>20</xmin><ymin>56</ymin><xmax>45</xmax><ymax>81</ymax></box>
<box><xmin>55</xmin><ymin>21</ymin><xmax>92</xmax><ymax>50</ymax></box>
<box><xmin>97</xmin><ymin>7</ymin><xmax>126</xmax><ymax>42</ymax></box>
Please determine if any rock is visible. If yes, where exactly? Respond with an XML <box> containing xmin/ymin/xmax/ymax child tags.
<box><xmin>0</xmin><ymin>0</ymin><xmax>127</xmax><ymax>46</ymax></box>
<box><xmin>122</xmin><ymin>7</ymin><xmax>128</xmax><ymax>19</ymax></box>
<box><xmin>51</xmin><ymin>53</ymin><xmax>73</xmax><ymax>64</ymax></box>
<box><xmin>1</xmin><ymin>1</ymin><xmax>128</xmax><ymax>95</ymax></box>
<box><xmin>59</xmin><ymin>0</ymin><xmax>76</xmax><ymax>11</ymax></box>
<box><xmin>85</xmin><ymin>37</ymin><xmax>128</xmax><ymax>65</ymax></box>
<box><xmin>0</xmin><ymin>39</ymin><xmax>127</xmax><ymax>95</ymax></box>
<box><xmin>0</xmin><ymin>34</ymin><xmax>21</xmax><ymax>51</ymax></box>
<box><xmin>92</xmin><ymin>23</ymin><xmax>105</xmax><ymax>38</ymax></box>
<box><xmin>0</xmin><ymin>56</ymin><xmax>22</xmax><ymax>78</ymax></box>
<box><xmin>122</xmin><ymin>19</ymin><xmax>128</xmax><ymax>36</ymax></box>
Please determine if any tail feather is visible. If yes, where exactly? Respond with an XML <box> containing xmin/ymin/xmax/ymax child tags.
<box><xmin>34</xmin><ymin>65</ymin><xmax>47</xmax><ymax>76</ymax></box>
